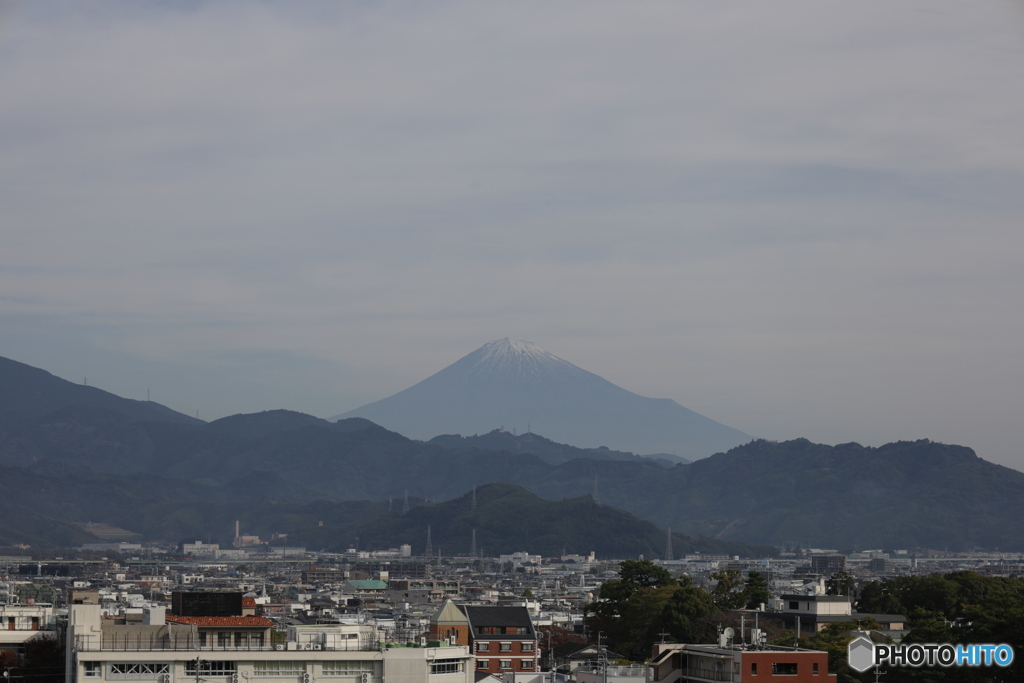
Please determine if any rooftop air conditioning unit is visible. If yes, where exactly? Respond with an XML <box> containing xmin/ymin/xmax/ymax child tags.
<box><xmin>304</xmin><ymin>643</ymin><xmax>314</xmax><ymax>650</ymax></box>
<box><xmin>312</xmin><ymin>644</ymin><xmax>322</xmax><ymax>651</ymax></box>
<box><xmin>361</xmin><ymin>674</ymin><xmax>370</xmax><ymax>683</ymax></box>
<box><xmin>276</xmin><ymin>645</ymin><xmax>285</xmax><ymax>651</ymax></box>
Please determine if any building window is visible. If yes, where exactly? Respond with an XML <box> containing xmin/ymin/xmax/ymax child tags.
<box><xmin>251</xmin><ymin>633</ymin><xmax>265</xmax><ymax>648</ymax></box>
<box><xmin>521</xmin><ymin>643</ymin><xmax>533</xmax><ymax>652</ymax></box>
<box><xmin>772</xmin><ymin>663</ymin><xmax>798</xmax><ymax>676</ymax></box>
<box><xmin>108</xmin><ymin>664</ymin><xmax>169</xmax><ymax>680</ymax></box>
<box><xmin>218</xmin><ymin>632</ymin><xmax>230</xmax><ymax>647</ymax></box>
<box><xmin>186</xmin><ymin>662</ymin><xmax>237</xmax><ymax>677</ymax></box>
<box><xmin>813</xmin><ymin>663</ymin><xmax>819</xmax><ymax>676</ymax></box>
<box><xmin>430</xmin><ymin>659</ymin><xmax>465</xmax><ymax>675</ymax></box>
<box><xmin>83</xmin><ymin>663</ymin><xmax>102</xmax><ymax>678</ymax></box>
<box><xmin>477</xmin><ymin>642</ymin><xmax>489</xmax><ymax>652</ymax></box>
<box><xmin>500</xmin><ymin>643</ymin><xmax>512</xmax><ymax>652</ymax></box>
<box><xmin>788</xmin><ymin>601</ymin><xmax>799</xmax><ymax>610</ymax></box>
<box><xmin>499</xmin><ymin>661</ymin><xmax>512</xmax><ymax>670</ymax></box>
<box><xmin>322</xmin><ymin>661</ymin><xmax>374</xmax><ymax>677</ymax></box>
<box><xmin>199</xmin><ymin>633</ymin><xmax>208</xmax><ymax>647</ymax></box>
<box><xmin>477</xmin><ymin>661</ymin><xmax>488</xmax><ymax>670</ymax></box>
<box><xmin>253</xmin><ymin>662</ymin><xmax>306</xmax><ymax>677</ymax></box>
<box><xmin>520</xmin><ymin>661</ymin><xmax>534</xmax><ymax>670</ymax></box>
<box><xmin>751</xmin><ymin>663</ymin><xmax>757</xmax><ymax>676</ymax></box>
<box><xmin>234</xmin><ymin>632</ymin><xmax>247</xmax><ymax>647</ymax></box>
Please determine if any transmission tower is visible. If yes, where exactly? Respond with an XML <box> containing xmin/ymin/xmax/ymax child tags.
<box><xmin>665</xmin><ymin>527</ymin><xmax>674</xmax><ymax>561</ymax></box>
<box><xmin>403</xmin><ymin>489</ymin><xmax>409</xmax><ymax>514</ymax></box>
<box><xmin>472</xmin><ymin>486</ymin><xmax>477</xmax><ymax>510</ymax></box>
<box><xmin>425</xmin><ymin>525</ymin><xmax>432</xmax><ymax>557</ymax></box>
<box><xmin>470</xmin><ymin>529</ymin><xmax>477</xmax><ymax>558</ymax></box>
<box><xmin>592</xmin><ymin>474</ymin><xmax>601</xmax><ymax>505</ymax></box>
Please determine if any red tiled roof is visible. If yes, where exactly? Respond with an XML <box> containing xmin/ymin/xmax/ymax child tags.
<box><xmin>242</xmin><ymin>597</ymin><xmax>257</xmax><ymax>607</ymax></box>
<box><xmin>166</xmin><ymin>616</ymin><xmax>273</xmax><ymax>627</ymax></box>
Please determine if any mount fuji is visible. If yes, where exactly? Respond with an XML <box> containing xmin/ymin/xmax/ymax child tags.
<box><xmin>333</xmin><ymin>339</ymin><xmax>752</xmax><ymax>460</ymax></box>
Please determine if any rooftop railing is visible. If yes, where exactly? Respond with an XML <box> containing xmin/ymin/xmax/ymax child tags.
<box><xmin>74</xmin><ymin>635</ymin><xmax>378</xmax><ymax>653</ymax></box>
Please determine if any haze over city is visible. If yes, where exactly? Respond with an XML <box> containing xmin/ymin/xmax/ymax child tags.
<box><xmin>3</xmin><ymin>1</ymin><xmax>1023</xmax><ymax>469</ymax></box>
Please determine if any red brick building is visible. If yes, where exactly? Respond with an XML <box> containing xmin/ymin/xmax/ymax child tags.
<box><xmin>429</xmin><ymin>602</ymin><xmax>539</xmax><ymax>680</ymax></box>
<box><xmin>649</xmin><ymin>642</ymin><xmax>836</xmax><ymax>683</ymax></box>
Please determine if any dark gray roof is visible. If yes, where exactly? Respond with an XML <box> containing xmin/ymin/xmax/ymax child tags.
<box><xmin>462</xmin><ymin>605</ymin><xmax>534</xmax><ymax>630</ymax></box>
<box><xmin>552</xmin><ymin>642</ymin><xmax>592</xmax><ymax>658</ymax></box>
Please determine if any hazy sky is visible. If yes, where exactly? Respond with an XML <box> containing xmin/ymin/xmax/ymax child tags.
<box><xmin>3</xmin><ymin>1</ymin><xmax>1023</xmax><ymax>469</ymax></box>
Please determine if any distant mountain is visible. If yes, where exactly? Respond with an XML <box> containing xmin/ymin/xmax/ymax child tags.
<box><xmin>333</xmin><ymin>339</ymin><xmax>751</xmax><ymax>460</ymax></box>
<box><xmin>208</xmin><ymin>410</ymin><xmax>376</xmax><ymax>439</ymax></box>
<box><xmin>290</xmin><ymin>483</ymin><xmax>776</xmax><ymax>559</ymax></box>
<box><xmin>6</xmin><ymin>355</ymin><xmax>1024</xmax><ymax>551</ymax></box>
<box><xmin>0</xmin><ymin>356</ymin><xmax>201</xmax><ymax>426</ymax></box>
<box><xmin>428</xmin><ymin>429</ymin><xmax>686</xmax><ymax>467</ymax></box>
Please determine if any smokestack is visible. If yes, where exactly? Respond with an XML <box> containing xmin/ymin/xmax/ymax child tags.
<box><xmin>235</xmin><ymin>520</ymin><xmax>240</xmax><ymax>539</ymax></box>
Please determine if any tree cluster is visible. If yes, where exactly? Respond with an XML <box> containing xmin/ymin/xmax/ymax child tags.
<box><xmin>586</xmin><ymin>560</ymin><xmax>719</xmax><ymax>660</ymax></box>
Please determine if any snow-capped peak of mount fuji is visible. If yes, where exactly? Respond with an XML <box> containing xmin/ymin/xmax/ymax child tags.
<box><xmin>333</xmin><ymin>339</ymin><xmax>752</xmax><ymax>460</ymax></box>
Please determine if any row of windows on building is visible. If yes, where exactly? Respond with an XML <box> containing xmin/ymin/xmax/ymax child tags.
<box><xmin>750</xmin><ymin>662</ymin><xmax>819</xmax><ymax>676</ymax></box>
<box><xmin>82</xmin><ymin>661</ymin><xmax>378</xmax><ymax>679</ymax></box>
<box><xmin>475</xmin><ymin>660</ymin><xmax>533</xmax><ymax>670</ymax></box>
<box><xmin>198</xmin><ymin>632</ymin><xmax>266</xmax><ymax>648</ymax></box>
<box><xmin>474</xmin><ymin>627</ymin><xmax>530</xmax><ymax>635</ymax></box>
<box><xmin>475</xmin><ymin>642</ymin><xmax>532</xmax><ymax>652</ymax></box>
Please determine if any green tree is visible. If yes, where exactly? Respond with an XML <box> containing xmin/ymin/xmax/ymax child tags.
<box><xmin>654</xmin><ymin>579</ymin><xmax>718</xmax><ymax>644</ymax></box>
<box><xmin>523</xmin><ymin>587</ymin><xmax>535</xmax><ymax>598</ymax></box>
<box><xmin>619</xmin><ymin>560</ymin><xmax>678</xmax><ymax>588</ymax></box>
<box><xmin>585</xmin><ymin>563</ymin><xmax>691</xmax><ymax>660</ymax></box>
<box><xmin>21</xmin><ymin>635</ymin><xmax>64</xmax><ymax>683</ymax></box>
<box><xmin>743</xmin><ymin>570</ymin><xmax>771</xmax><ymax>609</ymax></box>
<box><xmin>709</xmin><ymin>569</ymin><xmax>746</xmax><ymax>610</ymax></box>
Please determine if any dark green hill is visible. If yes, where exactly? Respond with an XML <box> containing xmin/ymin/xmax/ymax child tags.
<box><xmin>428</xmin><ymin>429</ymin><xmax>683</xmax><ymax>467</ymax></box>
<box><xmin>0</xmin><ymin>356</ymin><xmax>201</xmax><ymax>425</ymax></box>
<box><xmin>641</xmin><ymin>438</ymin><xmax>1024</xmax><ymax>550</ymax></box>
<box><xmin>288</xmin><ymin>483</ymin><xmax>775</xmax><ymax>558</ymax></box>
<box><xmin>208</xmin><ymin>409</ymin><xmax>333</xmax><ymax>438</ymax></box>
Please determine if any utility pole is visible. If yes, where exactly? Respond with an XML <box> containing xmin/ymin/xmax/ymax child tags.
<box><xmin>191</xmin><ymin>657</ymin><xmax>208</xmax><ymax>683</ymax></box>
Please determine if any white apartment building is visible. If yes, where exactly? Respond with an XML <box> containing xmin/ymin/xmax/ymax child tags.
<box><xmin>0</xmin><ymin>598</ymin><xmax>58</xmax><ymax>655</ymax></box>
<box><xmin>66</xmin><ymin>600</ymin><xmax>472</xmax><ymax>683</ymax></box>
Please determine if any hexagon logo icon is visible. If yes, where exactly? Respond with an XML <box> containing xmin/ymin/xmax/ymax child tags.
<box><xmin>848</xmin><ymin>636</ymin><xmax>876</xmax><ymax>673</ymax></box>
